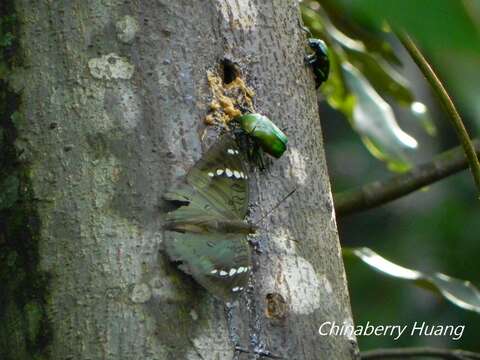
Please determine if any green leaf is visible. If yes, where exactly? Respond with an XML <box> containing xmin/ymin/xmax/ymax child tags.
<box><xmin>302</xmin><ymin>1</ymin><xmax>431</xmax><ymax>170</ymax></box>
<box><xmin>303</xmin><ymin>1</ymin><xmax>402</xmax><ymax>65</ymax></box>
<box><xmin>331</xmin><ymin>0</ymin><xmax>480</xmax><ymax>54</ymax></box>
<box><xmin>309</xmin><ymin>7</ymin><xmax>415</xmax><ymax>106</ymax></box>
<box><xmin>322</xmin><ymin>50</ymin><xmax>354</xmax><ymax>115</ymax></box>
<box><xmin>345</xmin><ymin>49</ymin><xmax>414</xmax><ymax>106</ymax></box>
<box><xmin>344</xmin><ymin>247</ymin><xmax>480</xmax><ymax>314</ymax></box>
<box><xmin>341</xmin><ymin>62</ymin><xmax>417</xmax><ymax>171</ymax></box>
<box><xmin>410</xmin><ymin>101</ymin><xmax>437</xmax><ymax>137</ymax></box>
<box><xmin>433</xmin><ymin>53</ymin><xmax>480</xmax><ymax>133</ymax></box>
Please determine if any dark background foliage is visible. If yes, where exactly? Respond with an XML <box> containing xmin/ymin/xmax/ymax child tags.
<box><xmin>303</xmin><ymin>0</ymin><xmax>480</xmax><ymax>352</ymax></box>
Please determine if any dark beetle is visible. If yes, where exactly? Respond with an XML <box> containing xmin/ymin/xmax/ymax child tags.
<box><xmin>305</xmin><ymin>38</ymin><xmax>330</xmax><ymax>88</ymax></box>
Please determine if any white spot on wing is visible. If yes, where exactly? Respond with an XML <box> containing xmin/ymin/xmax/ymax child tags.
<box><xmin>229</xmin><ymin>268</ymin><xmax>236</xmax><ymax>276</ymax></box>
<box><xmin>225</xmin><ymin>168</ymin><xmax>233</xmax><ymax>177</ymax></box>
<box><xmin>232</xmin><ymin>286</ymin><xmax>240</xmax><ymax>292</ymax></box>
<box><xmin>227</xmin><ymin>149</ymin><xmax>235</xmax><ymax>155</ymax></box>
<box><xmin>233</xmin><ymin>170</ymin><xmax>241</xmax><ymax>179</ymax></box>
<box><xmin>216</xmin><ymin>169</ymin><xmax>224</xmax><ymax>176</ymax></box>
<box><xmin>208</xmin><ymin>172</ymin><xmax>214</xmax><ymax>177</ymax></box>
<box><xmin>210</xmin><ymin>269</ymin><xmax>218</xmax><ymax>274</ymax></box>
<box><xmin>219</xmin><ymin>270</ymin><xmax>228</xmax><ymax>276</ymax></box>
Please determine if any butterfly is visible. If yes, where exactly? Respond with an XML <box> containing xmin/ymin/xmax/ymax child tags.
<box><xmin>163</xmin><ymin>135</ymin><xmax>254</xmax><ymax>300</ymax></box>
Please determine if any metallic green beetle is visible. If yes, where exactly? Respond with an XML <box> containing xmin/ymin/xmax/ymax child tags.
<box><xmin>235</xmin><ymin>113</ymin><xmax>288</xmax><ymax>158</ymax></box>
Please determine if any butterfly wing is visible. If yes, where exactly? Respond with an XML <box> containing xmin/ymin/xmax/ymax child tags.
<box><xmin>187</xmin><ymin>136</ymin><xmax>249</xmax><ymax>218</ymax></box>
<box><xmin>165</xmin><ymin>135</ymin><xmax>249</xmax><ymax>225</ymax></box>
<box><xmin>164</xmin><ymin>231</ymin><xmax>252</xmax><ymax>300</ymax></box>
<box><xmin>163</xmin><ymin>183</ymin><xmax>225</xmax><ymax>226</ymax></box>
<box><xmin>163</xmin><ymin>136</ymin><xmax>252</xmax><ymax>300</ymax></box>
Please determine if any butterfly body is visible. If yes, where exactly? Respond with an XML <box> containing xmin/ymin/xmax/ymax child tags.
<box><xmin>164</xmin><ymin>219</ymin><xmax>255</xmax><ymax>234</ymax></box>
<box><xmin>164</xmin><ymin>136</ymin><xmax>253</xmax><ymax>300</ymax></box>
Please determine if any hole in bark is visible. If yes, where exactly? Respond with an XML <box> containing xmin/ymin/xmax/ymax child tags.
<box><xmin>265</xmin><ymin>292</ymin><xmax>288</xmax><ymax>319</ymax></box>
<box><xmin>221</xmin><ymin>59</ymin><xmax>239</xmax><ymax>84</ymax></box>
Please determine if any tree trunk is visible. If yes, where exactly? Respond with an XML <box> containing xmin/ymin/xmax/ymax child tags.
<box><xmin>0</xmin><ymin>1</ymin><xmax>358</xmax><ymax>359</ymax></box>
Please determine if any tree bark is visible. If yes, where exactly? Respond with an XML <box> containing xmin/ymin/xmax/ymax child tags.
<box><xmin>1</xmin><ymin>1</ymin><xmax>358</xmax><ymax>359</ymax></box>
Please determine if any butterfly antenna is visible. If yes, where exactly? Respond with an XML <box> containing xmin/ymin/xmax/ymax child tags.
<box><xmin>254</xmin><ymin>189</ymin><xmax>297</xmax><ymax>226</ymax></box>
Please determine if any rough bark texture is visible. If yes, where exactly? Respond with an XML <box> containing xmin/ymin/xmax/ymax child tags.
<box><xmin>1</xmin><ymin>1</ymin><xmax>358</xmax><ymax>359</ymax></box>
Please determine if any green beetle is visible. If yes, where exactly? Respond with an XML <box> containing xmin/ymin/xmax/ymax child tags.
<box><xmin>235</xmin><ymin>113</ymin><xmax>288</xmax><ymax>159</ymax></box>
